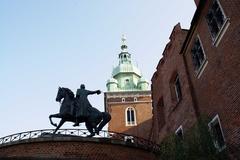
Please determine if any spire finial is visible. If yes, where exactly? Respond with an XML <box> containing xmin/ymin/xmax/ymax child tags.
<box><xmin>121</xmin><ymin>34</ymin><xmax>128</xmax><ymax>51</ymax></box>
<box><xmin>121</xmin><ymin>34</ymin><xmax>126</xmax><ymax>45</ymax></box>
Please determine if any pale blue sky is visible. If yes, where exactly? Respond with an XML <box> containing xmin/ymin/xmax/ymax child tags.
<box><xmin>0</xmin><ymin>0</ymin><xmax>196</xmax><ymax>137</ymax></box>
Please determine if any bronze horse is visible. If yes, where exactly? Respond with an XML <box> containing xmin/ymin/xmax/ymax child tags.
<box><xmin>49</xmin><ymin>87</ymin><xmax>111</xmax><ymax>137</ymax></box>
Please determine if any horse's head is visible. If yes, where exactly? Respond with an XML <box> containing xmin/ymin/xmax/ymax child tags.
<box><xmin>56</xmin><ymin>87</ymin><xmax>65</xmax><ymax>102</ymax></box>
<box><xmin>56</xmin><ymin>87</ymin><xmax>74</xmax><ymax>102</ymax></box>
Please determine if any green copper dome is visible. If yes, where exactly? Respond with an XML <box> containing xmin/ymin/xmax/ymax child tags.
<box><xmin>106</xmin><ymin>77</ymin><xmax>118</xmax><ymax>91</ymax></box>
<box><xmin>112</xmin><ymin>63</ymin><xmax>142</xmax><ymax>77</ymax></box>
<box><xmin>106</xmin><ymin>35</ymin><xmax>149</xmax><ymax>92</ymax></box>
<box><xmin>137</xmin><ymin>77</ymin><xmax>149</xmax><ymax>90</ymax></box>
<box><xmin>107</xmin><ymin>77</ymin><xmax>118</xmax><ymax>84</ymax></box>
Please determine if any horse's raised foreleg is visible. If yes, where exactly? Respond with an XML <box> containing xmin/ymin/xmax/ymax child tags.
<box><xmin>53</xmin><ymin>119</ymin><xmax>65</xmax><ymax>134</ymax></box>
<box><xmin>49</xmin><ymin>113</ymin><xmax>61</xmax><ymax>127</ymax></box>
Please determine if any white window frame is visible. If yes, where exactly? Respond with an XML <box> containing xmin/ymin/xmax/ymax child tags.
<box><xmin>134</xmin><ymin>97</ymin><xmax>137</xmax><ymax>102</ymax></box>
<box><xmin>174</xmin><ymin>75</ymin><xmax>182</xmax><ymax>102</ymax></box>
<box><xmin>208</xmin><ymin>114</ymin><xmax>226</xmax><ymax>152</ymax></box>
<box><xmin>206</xmin><ymin>0</ymin><xmax>230</xmax><ymax>47</ymax></box>
<box><xmin>125</xmin><ymin>107</ymin><xmax>137</xmax><ymax>126</ymax></box>
<box><xmin>175</xmin><ymin>125</ymin><xmax>184</xmax><ymax>139</ymax></box>
<box><xmin>193</xmin><ymin>35</ymin><xmax>208</xmax><ymax>79</ymax></box>
<box><xmin>124</xmin><ymin>136</ymin><xmax>134</xmax><ymax>143</ymax></box>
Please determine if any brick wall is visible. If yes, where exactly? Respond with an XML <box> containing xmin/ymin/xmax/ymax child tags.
<box><xmin>0</xmin><ymin>137</ymin><xmax>158</xmax><ymax>160</ymax></box>
<box><xmin>182</xmin><ymin>0</ymin><xmax>240</xmax><ymax>151</ymax></box>
<box><xmin>151</xmin><ymin>23</ymin><xmax>197</xmax><ymax>143</ymax></box>
<box><xmin>194</xmin><ymin>0</ymin><xmax>200</xmax><ymax>6</ymax></box>
<box><xmin>151</xmin><ymin>0</ymin><xmax>240</xmax><ymax>156</ymax></box>
<box><xmin>105</xmin><ymin>91</ymin><xmax>153</xmax><ymax>140</ymax></box>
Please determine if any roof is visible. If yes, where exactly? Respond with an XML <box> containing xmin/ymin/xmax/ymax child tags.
<box><xmin>112</xmin><ymin>63</ymin><xmax>142</xmax><ymax>77</ymax></box>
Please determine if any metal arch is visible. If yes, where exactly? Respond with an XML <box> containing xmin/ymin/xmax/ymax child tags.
<box><xmin>0</xmin><ymin>129</ymin><xmax>160</xmax><ymax>152</ymax></box>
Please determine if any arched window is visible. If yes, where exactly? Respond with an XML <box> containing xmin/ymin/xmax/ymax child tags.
<box><xmin>134</xmin><ymin>97</ymin><xmax>137</xmax><ymax>102</ymax></box>
<box><xmin>125</xmin><ymin>107</ymin><xmax>137</xmax><ymax>126</ymax></box>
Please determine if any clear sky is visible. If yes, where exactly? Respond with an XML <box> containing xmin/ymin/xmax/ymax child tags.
<box><xmin>0</xmin><ymin>0</ymin><xmax>196</xmax><ymax>137</ymax></box>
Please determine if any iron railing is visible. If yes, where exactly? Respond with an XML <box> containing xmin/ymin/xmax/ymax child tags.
<box><xmin>0</xmin><ymin>129</ymin><xmax>160</xmax><ymax>152</ymax></box>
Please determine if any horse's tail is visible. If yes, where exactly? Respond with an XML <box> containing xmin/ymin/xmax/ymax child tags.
<box><xmin>96</xmin><ymin>112</ymin><xmax>111</xmax><ymax>133</ymax></box>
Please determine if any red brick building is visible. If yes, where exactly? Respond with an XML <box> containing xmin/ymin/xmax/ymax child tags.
<box><xmin>151</xmin><ymin>0</ymin><xmax>240</xmax><ymax>156</ymax></box>
<box><xmin>151</xmin><ymin>23</ymin><xmax>198</xmax><ymax>142</ymax></box>
<box><xmin>105</xmin><ymin>91</ymin><xmax>152</xmax><ymax>140</ymax></box>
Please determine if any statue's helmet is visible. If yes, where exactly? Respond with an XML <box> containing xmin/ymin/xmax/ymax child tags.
<box><xmin>80</xmin><ymin>84</ymin><xmax>85</xmax><ymax>89</ymax></box>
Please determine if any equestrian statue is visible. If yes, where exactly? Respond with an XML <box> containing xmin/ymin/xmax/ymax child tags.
<box><xmin>49</xmin><ymin>85</ymin><xmax>111</xmax><ymax>137</ymax></box>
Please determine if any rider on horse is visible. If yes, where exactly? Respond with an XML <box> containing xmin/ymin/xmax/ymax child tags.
<box><xmin>73</xmin><ymin>84</ymin><xmax>101</xmax><ymax>126</ymax></box>
<box><xmin>50</xmin><ymin>86</ymin><xmax>111</xmax><ymax>136</ymax></box>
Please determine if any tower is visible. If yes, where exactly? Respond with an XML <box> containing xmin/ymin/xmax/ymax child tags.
<box><xmin>104</xmin><ymin>35</ymin><xmax>152</xmax><ymax>139</ymax></box>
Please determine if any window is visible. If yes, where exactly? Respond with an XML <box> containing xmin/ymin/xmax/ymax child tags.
<box><xmin>125</xmin><ymin>79</ymin><xmax>131</xmax><ymax>89</ymax></box>
<box><xmin>175</xmin><ymin>125</ymin><xmax>183</xmax><ymax>140</ymax></box>
<box><xmin>174</xmin><ymin>75</ymin><xmax>182</xmax><ymax>102</ymax></box>
<box><xmin>206</xmin><ymin>0</ymin><xmax>228</xmax><ymax>42</ymax></box>
<box><xmin>134</xmin><ymin>97</ymin><xmax>137</xmax><ymax>102</ymax></box>
<box><xmin>170</xmin><ymin>73</ymin><xmax>183</xmax><ymax>104</ymax></box>
<box><xmin>124</xmin><ymin>136</ymin><xmax>134</xmax><ymax>143</ymax></box>
<box><xmin>191</xmin><ymin>37</ymin><xmax>207</xmax><ymax>72</ymax></box>
<box><xmin>126</xmin><ymin>107</ymin><xmax>136</xmax><ymax>126</ymax></box>
<box><xmin>208</xmin><ymin>115</ymin><xmax>226</xmax><ymax>151</ymax></box>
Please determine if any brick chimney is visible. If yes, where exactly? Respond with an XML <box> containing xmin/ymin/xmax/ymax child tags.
<box><xmin>194</xmin><ymin>0</ymin><xmax>200</xmax><ymax>6</ymax></box>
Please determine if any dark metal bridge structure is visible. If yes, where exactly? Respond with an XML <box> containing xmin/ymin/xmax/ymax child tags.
<box><xmin>0</xmin><ymin>129</ymin><xmax>160</xmax><ymax>152</ymax></box>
